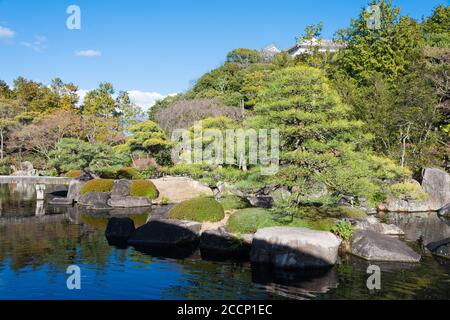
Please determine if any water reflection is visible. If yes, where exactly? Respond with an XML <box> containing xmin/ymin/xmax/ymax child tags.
<box><xmin>383</xmin><ymin>212</ymin><xmax>450</xmax><ymax>246</ymax></box>
<box><xmin>0</xmin><ymin>183</ymin><xmax>449</xmax><ymax>300</ymax></box>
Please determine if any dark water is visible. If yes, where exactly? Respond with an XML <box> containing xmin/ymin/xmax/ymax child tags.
<box><xmin>0</xmin><ymin>183</ymin><xmax>449</xmax><ymax>300</ymax></box>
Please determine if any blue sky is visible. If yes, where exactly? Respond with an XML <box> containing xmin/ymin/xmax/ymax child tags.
<box><xmin>0</xmin><ymin>0</ymin><xmax>446</xmax><ymax>108</ymax></box>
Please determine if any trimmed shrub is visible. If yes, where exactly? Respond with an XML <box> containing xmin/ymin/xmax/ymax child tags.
<box><xmin>116</xmin><ymin>167</ymin><xmax>141</xmax><ymax>180</ymax></box>
<box><xmin>81</xmin><ymin>179</ymin><xmax>114</xmax><ymax>195</ymax></box>
<box><xmin>64</xmin><ymin>170</ymin><xmax>82</xmax><ymax>178</ymax></box>
<box><xmin>130</xmin><ymin>180</ymin><xmax>159</xmax><ymax>200</ymax></box>
<box><xmin>218</xmin><ymin>196</ymin><xmax>250</xmax><ymax>211</ymax></box>
<box><xmin>227</xmin><ymin>208</ymin><xmax>335</xmax><ymax>234</ymax></box>
<box><xmin>168</xmin><ymin>197</ymin><xmax>225</xmax><ymax>222</ymax></box>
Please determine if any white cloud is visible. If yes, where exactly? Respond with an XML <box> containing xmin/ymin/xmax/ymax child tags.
<box><xmin>21</xmin><ymin>35</ymin><xmax>47</xmax><ymax>52</ymax></box>
<box><xmin>76</xmin><ymin>89</ymin><xmax>177</xmax><ymax>111</ymax></box>
<box><xmin>75</xmin><ymin>50</ymin><xmax>102</xmax><ymax>57</ymax></box>
<box><xmin>0</xmin><ymin>26</ymin><xmax>15</xmax><ymax>39</ymax></box>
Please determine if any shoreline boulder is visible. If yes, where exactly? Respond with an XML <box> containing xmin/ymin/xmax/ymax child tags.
<box><xmin>105</xmin><ymin>217</ymin><xmax>136</xmax><ymax>244</ymax></box>
<box><xmin>350</xmin><ymin>230</ymin><xmax>421</xmax><ymax>262</ymax></box>
<box><xmin>250</xmin><ymin>227</ymin><xmax>341</xmax><ymax>269</ymax></box>
<box><xmin>200</xmin><ymin>227</ymin><xmax>250</xmax><ymax>259</ymax></box>
<box><xmin>422</xmin><ymin>168</ymin><xmax>450</xmax><ymax>211</ymax></box>
<box><xmin>108</xmin><ymin>196</ymin><xmax>152</xmax><ymax>208</ymax></box>
<box><xmin>128</xmin><ymin>219</ymin><xmax>201</xmax><ymax>247</ymax></box>
<box><xmin>78</xmin><ymin>192</ymin><xmax>111</xmax><ymax>209</ymax></box>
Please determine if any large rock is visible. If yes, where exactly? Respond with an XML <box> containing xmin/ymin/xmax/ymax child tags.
<box><xmin>355</xmin><ymin>216</ymin><xmax>405</xmax><ymax>236</ymax></box>
<box><xmin>385</xmin><ymin>197</ymin><xmax>431</xmax><ymax>212</ymax></box>
<box><xmin>107</xmin><ymin>196</ymin><xmax>152</xmax><ymax>208</ymax></box>
<box><xmin>151</xmin><ymin>176</ymin><xmax>213</xmax><ymax>204</ymax></box>
<box><xmin>427</xmin><ymin>238</ymin><xmax>450</xmax><ymax>259</ymax></box>
<box><xmin>200</xmin><ymin>227</ymin><xmax>250</xmax><ymax>258</ymax></box>
<box><xmin>128</xmin><ymin>219</ymin><xmax>201</xmax><ymax>246</ymax></box>
<box><xmin>111</xmin><ymin>180</ymin><xmax>131</xmax><ymax>197</ymax></box>
<box><xmin>67</xmin><ymin>179</ymin><xmax>85</xmax><ymax>203</ymax></box>
<box><xmin>105</xmin><ymin>217</ymin><xmax>135</xmax><ymax>243</ymax></box>
<box><xmin>350</xmin><ymin>230</ymin><xmax>421</xmax><ymax>262</ymax></box>
<box><xmin>422</xmin><ymin>168</ymin><xmax>450</xmax><ymax>211</ymax></box>
<box><xmin>438</xmin><ymin>203</ymin><xmax>450</xmax><ymax>218</ymax></box>
<box><xmin>248</xmin><ymin>195</ymin><xmax>274</xmax><ymax>209</ymax></box>
<box><xmin>250</xmin><ymin>227</ymin><xmax>341</xmax><ymax>269</ymax></box>
<box><xmin>78</xmin><ymin>192</ymin><xmax>111</xmax><ymax>209</ymax></box>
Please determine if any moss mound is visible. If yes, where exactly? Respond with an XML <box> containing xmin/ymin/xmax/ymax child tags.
<box><xmin>130</xmin><ymin>180</ymin><xmax>159</xmax><ymax>200</ymax></box>
<box><xmin>227</xmin><ymin>208</ymin><xmax>335</xmax><ymax>234</ymax></box>
<box><xmin>81</xmin><ymin>179</ymin><xmax>114</xmax><ymax>195</ymax></box>
<box><xmin>115</xmin><ymin>167</ymin><xmax>141</xmax><ymax>180</ymax></box>
<box><xmin>168</xmin><ymin>197</ymin><xmax>225</xmax><ymax>222</ymax></box>
<box><xmin>64</xmin><ymin>170</ymin><xmax>82</xmax><ymax>178</ymax></box>
<box><xmin>218</xmin><ymin>196</ymin><xmax>250</xmax><ymax>211</ymax></box>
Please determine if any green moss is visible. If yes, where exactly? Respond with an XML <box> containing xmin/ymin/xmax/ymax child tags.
<box><xmin>116</xmin><ymin>167</ymin><xmax>141</xmax><ymax>180</ymax></box>
<box><xmin>168</xmin><ymin>197</ymin><xmax>225</xmax><ymax>222</ymax></box>
<box><xmin>64</xmin><ymin>170</ymin><xmax>82</xmax><ymax>178</ymax></box>
<box><xmin>81</xmin><ymin>179</ymin><xmax>114</xmax><ymax>195</ymax></box>
<box><xmin>218</xmin><ymin>196</ymin><xmax>250</xmax><ymax>211</ymax></box>
<box><xmin>388</xmin><ymin>182</ymin><xmax>429</xmax><ymax>201</ymax></box>
<box><xmin>226</xmin><ymin>208</ymin><xmax>335</xmax><ymax>234</ymax></box>
<box><xmin>130</xmin><ymin>180</ymin><xmax>159</xmax><ymax>200</ymax></box>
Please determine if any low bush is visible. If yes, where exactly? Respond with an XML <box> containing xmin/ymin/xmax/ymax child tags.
<box><xmin>331</xmin><ymin>221</ymin><xmax>355</xmax><ymax>240</ymax></box>
<box><xmin>218</xmin><ymin>196</ymin><xmax>250</xmax><ymax>211</ymax></box>
<box><xmin>64</xmin><ymin>170</ymin><xmax>82</xmax><ymax>178</ymax></box>
<box><xmin>80</xmin><ymin>179</ymin><xmax>114</xmax><ymax>195</ymax></box>
<box><xmin>168</xmin><ymin>197</ymin><xmax>225</xmax><ymax>222</ymax></box>
<box><xmin>388</xmin><ymin>182</ymin><xmax>428</xmax><ymax>201</ymax></box>
<box><xmin>130</xmin><ymin>180</ymin><xmax>159</xmax><ymax>200</ymax></box>
<box><xmin>227</xmin><ymin>208</ymin><xmax>335</xmax><ymax>234</ymax></box>
<box><xmin>115</xmin><ymin>167</ymin><xmax>141</xmax><ymax>180</ymax></box>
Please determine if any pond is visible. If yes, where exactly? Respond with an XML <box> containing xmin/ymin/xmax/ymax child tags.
<box><xmin>0</xmin><ymin>183</ymin><xmax>449</xmax><ymax>300</ymax></box>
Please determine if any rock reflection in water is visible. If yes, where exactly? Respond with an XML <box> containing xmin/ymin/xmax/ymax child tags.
<box><xmin>251</xmin><ymin>265</ymin><xmax>339</xmax><ymax>300</ymax></box>
<box><xmin>384</xmin><ymin>212</ymin><xmax>450</xmax><ymax>246</ymax></box>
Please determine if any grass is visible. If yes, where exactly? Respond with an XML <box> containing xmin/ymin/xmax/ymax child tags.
<box><xmin>130</xmin><ymin>180</ymin><xmax>159</xmax><ymax>200</ymax></box>
<box><xmin>226</xmin><ymin>208</ymin><xmax>335</xmax><ymax>234</ymax></box>
<box><xmin>81</xmin><ymin>179</ymin><xmax>114</xmax><ymax>195</ymax></box>
<box><xmin>218</xmin><ymin>196</ymin><xmax>250</xmax><ymax>211</ymax></box>
<box><xmin>168</xmin><ymin>197</ymin><xmax>225</xmax><ymax>222</ymax></box>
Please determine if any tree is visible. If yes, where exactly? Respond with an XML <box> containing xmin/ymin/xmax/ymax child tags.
<box><xmin>115</xmin><ymin>91</ymin><xmax>144</xmax><ymax>129</ymax></box>
<box><xmin>225</xmin><ymin>48</ymin><xmax>262</xmax><ymax>66</ymax></box>
<box><xmin>116</xmin><ymin>120</ymin><xmax>173</xmax><ymax>165</ymax></box>
<box><xmin>246</xmin><ymin>66</ymin><xmax>408</xmax><ymax>204</ymax></box>
<box><xmin>0</xmin><ymin>99</ymin><xmax>19</xmax><ymax>160</ymax></box>
<box><xmin>49</xmin><ymin>138</ymin><xmax>126</xmax><ymax>174</ymax></box>
<box><xmin>13</xmin><ymin>109</ymin><xmax>83</xmax><ymax>160</ymax></box>
<box><xmin>154</xmin><ymin>98</ymin><xmax>242</xmax><ymax>134</ymax></box>
<box><xmin>82</xmin><ymin>82</ymin><xmax>116</xmax><ymax>117</ymax></box>
<box><xmin>335</xmin><ymin>0</ymin><xmax>424</xmax><ymax>83</ymax></box>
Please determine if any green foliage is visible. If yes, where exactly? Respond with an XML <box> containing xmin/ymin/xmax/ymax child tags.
<box><xmin>80</xmin><ymin>179</ymin><xmax>114</xmax><ymax>195</ymax></box>
<box><xmin>335</xmin><ymin>0</ymin><xmax>424</xmax><ymax>83</ymax></box>
<box><xmin>226</xmin><ymin>208</ymin><xmax>335</xmax><ymax>234</ymax></box>
<box><xmin>130</xmin><ymin>180</ymin><xmax>159</xmax><ymax>200</ymax></box>
<box><xmin>226</xmin><ymin>48</ymin><xmax>262</xmax><ymax>66</ymax></box>
<box><xmin>117</xmin><ymin>120</ymin><xmax>173</xmax><ymax>165</ymax></box>
<box><xmin>422</xmin><ymin>5</ymin><xmax>450</xmax><ymax>46</ymax></box>
<box><xmin>49</xmin><ymin>138</ymin><xmax>128</xmax><ymax>175</ymax></box>
<box><xmin>388</xmin><ymin>182</ymin><xmax>429</xmax><ymax>201</ymax></box>
<box><xmin>116</xmin><ymin>167</ymin><xmax>141</xmax><ymax>180</ymax></box>
<box><xmin>331</xmin><ymin>221</ymin><xmax>355</xmax><ymax>240</ymax></box>
<box><xmin>168</xmin><ymin>197</ymin><xmax>225</xmax><ymax>222</ymax></box>
<box><xmin>139</xmin><ymin>165</ymin><xmax>159</xmax><ymax>179</ymax></box>
<box><xmin>64</xmin><ymin>170</ymin><xmax>82</xmax><ymax>178</ymax></box>
<box><xmin>218</xmin><ymin>196</ymin><xmax>250</xmax><ymax>211</ymax></box>
<box><xmin>0</xmin><ymin>158</ymin><xmax>12</xmax><ymax>175</ymax></box>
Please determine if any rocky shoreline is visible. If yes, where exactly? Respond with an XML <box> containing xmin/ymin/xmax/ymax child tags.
<box><xmin>46</xmin><ymin>167</ymin><xmax>450</xmax><ymax>269</ymax></box>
